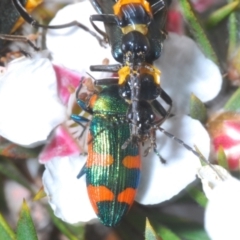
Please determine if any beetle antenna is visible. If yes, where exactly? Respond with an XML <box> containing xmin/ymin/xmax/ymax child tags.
<box><xmin>157</xmin><ymin>126</ymin><xmax>207</xmax><ymax>162</ymax></box>
<box><xmin>157</xmin><ymin>126</ymin><xmax>224</xmax><ymax>178</ymax></box>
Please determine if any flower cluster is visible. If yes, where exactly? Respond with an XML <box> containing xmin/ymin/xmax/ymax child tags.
<box><xmin>0</xmin><ymin>0</ymin><xmax>231</xmax><ymax>238</ymax></box>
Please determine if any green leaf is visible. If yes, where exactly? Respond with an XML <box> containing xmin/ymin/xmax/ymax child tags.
<box><xmin>16</xmin><ymin>200</ymin><xmax>38</xmax><ymax>240</ymax></box>
<box><xmin>179</xmin><ymin>0</ymin><xmax>218</xmax><ymax>64</ymax></box>
<box><xmin>189</xmin><ymin>94</ymin><xmax>207</xmax><ymax>123</ymax></box>
<box><xmin>228</xmin><ymin>0</ymin><xmax>240</xmax><ymax>54</ymax></box>
<box><xmin>0</xmin><ymin>158</ymin><xmax>33</xmax><ymax>193</ymax></box>
<box><xmin>145</xmin><ymin>219</ymin><xmax>160</xmax><ymax>240</ymax></box>
<box><xmin>217</xmin><ymin>146</ymin><xmax>229</xmax><ymax>170</ymax></box>
<box><xmin>174</xmin><ymin>226</ymin><xmax>211</xmax><ymax>240</ymax></box>
<box><xmin>187</xmin><ymin>187</ymin><xmax>208</xmax><ymax>208</ymax></box>
<box><xmin>206</xmin><ymin>1</ymin><xmax>239</xmax><ymax>28</ymax></box>
<box><xmin>0</xmin><ymin>139</ymin><xmax>38</xmax><ymax>159</ymax></box>
<box><xmin>156</xmin><ymin>224</ymin><xmax>181</xmax><ymax>240</ymax></box>
<box><xmin>48</xmin><ymin>207</ymin><xmax>80</xmax><ymax>240</ymax></box>
<box><xmin>224</xmin><ymin>87</ymin><xmax>240</xmax><ymax>111</ymax></box>
<box><xmin>0</xmin><ymin>214</ymin><xmax>16</xmax><ymax>240</ymax></box>
<box><xmin>33</xmin><ymin>187</ymin><xmax>46</xmax><ymax>201</ymax></box>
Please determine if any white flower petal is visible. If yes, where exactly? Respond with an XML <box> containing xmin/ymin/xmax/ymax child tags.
<box><xmin>136</xmin><ymin>115</ymin><xmax>210</xmax><ymax>204</ymax></box>
<box><xmin>46</xmin><ymin>1</ymin><xmax>116</xmax><ymax>78</ymax></box>
<box><xmin>197</xmin><ymin>165</ymin><xmax>231</xmax><ymax>199</ymax></box>
<box><xmin>43</xmin><ymin>155</ymin><xmax>97</xmax><ymax>224</ymax></box>
<box><xmin>205</xmin><ymin>178</ymin><xmax>240</xmax><ymax>240</ymax></box>
<box><xmin>0</xmin><ymin>57</ymin><xmax>66</xmax><ymax>146</ymax></box>
<box><xmin>156</xmin><ymin>33</ymin><xmax>222</xmax><ymax>114</ymax></box>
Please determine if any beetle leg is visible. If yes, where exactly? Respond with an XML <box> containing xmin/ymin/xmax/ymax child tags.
<box><xmin>77</xmin><ymin>163</ymin><xmax>87</xmax><ymax>179</ymax></box>
<box><xmin>151</xmin><ymin>0</ymin><xmax>166</xmax><ymax>15</ymax></box>
<box><xmin>90</xmin><ymin>64</ymin><xmax>121</xmax><ymax>73</ymax></box>
<box><xmin>12</xmin><ymin>0</ymin><xmax>106</xmax><ymax>47</ymax></box>
<box><xmin>90</xmin><ymin>14</ymin><xmax>118</xmax><ymax>42</ymax></box>
<box><xmin>0</xmin><ymin>34</ymin><xmax>39</xmax><ymax>51</ymax></box>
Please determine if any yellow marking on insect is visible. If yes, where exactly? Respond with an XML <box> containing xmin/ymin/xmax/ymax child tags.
<box><xmin>118</xmin><ymin>66</ymin><xmax>130</xmax><ymax>85</ymax></box>
<box><xmin>12</xmin><ymin>0</ymin><xmax>43</xmax><ymax>33</ymax></box>
<box><xmin>113</xmin><ymin>0</ymin><xmax>151</xmax><ymax>16</ymax></box>
<box><xmin>140</xmin><ymin>64</ymin><xmax>161</xmax><ymax>85</ymax></box>
<box><xmin>121</xmin><ymin>24</ymin><xmax>148</xmax><ymax>35</ymax></box>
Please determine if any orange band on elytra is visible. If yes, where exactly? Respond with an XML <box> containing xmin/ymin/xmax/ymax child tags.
<box><xmin>122</xmin><ymin>155</ymin><xmax>141</xmax><ymax>169</ymax></box>
<box><xmin>87</xmin><ymin>136</ymin><xmax>114</xmax><ymax>167</ymax></box>
<box><xmin>87</xmin><ymin>153</ymin><xmax>114</xmax><ymax>167</ymax></box>
<box><xmin>88</xmin><ymin>185</ymin><xmax>115</xmax><ymax>202</ymax></box>
<box><xmin>117</xmin><ymin>188</ymin><xmax>136</xmax><ymax>205</ymax></box>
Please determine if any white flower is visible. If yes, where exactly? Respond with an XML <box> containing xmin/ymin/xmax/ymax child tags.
<box><xmin>197</xmin><ymin>165</ymin><xmax>240</xmax><ymax>240</ymax></box>
<box><xmin>156</xmin><ymin>33</ymin><xmax>222</xmax><ymax>114</ymax></box>
<box><xmin>41</xmin><ymin>0</ymin><xmax>222</xmax><ymax>225</ymax></box>
<box><xmin>46</xmin><ymin>0</ymin><xmax>116</xmax><ymax>79</ymax></box>
<box><xmin>42</xmin><ymin>155</ymin><xmax>96</xmax><ymax>223</ymax></box>
<box><xmin>46</xmin><ymin>1</ymin><xmax>222</xmax><ymax>115</ymax></box>
<box><xmin>0</xmin><ymin>56</ymin><xmax>66</xmax><ymax>146</ymax></box>
<box><xmin>42</xmin><ymin>115</ymin><xmax>210</xmax><ymax>224</ymax></box>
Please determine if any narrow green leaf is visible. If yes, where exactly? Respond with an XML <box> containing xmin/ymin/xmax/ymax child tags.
<box><xmin>0</xmin><ymin>158</ymin><xmax>33</xmax><ymax>193</ymax></box>
<box><xmin>217</xmin><ymin>146</ymin><xmax>229</xmax><ymax>170</ymax></box>
<box><xmin>224</xmin><ymin>87</ymin><xmax>240</xmax><ymax>111</ymax></box>
<box><xmin>174</xmin><ymin>226</ymin><xmax>211</xmax><ymax>240</ymax></box>
<box><xmin>145</xmin><ymin>219</ymin><xmax>160</xmax><ymax>240</ymax></box>
<box><xmin>179</xmin><ymin>0</ymin><xmax>218</xmax><ymax>64</ymax></box>
<box><xmin>189</xmin><ymin>94</ymin><xmax>207</xmax><ymax>123</ymax></box>
<box><xmin>206</xmin><ymin>1</ymin><xmax>239</xmax><ymax>28</ymax></box>
<box><xmin>0</xmin><ymin>214</ymin><xmax>16</xmax><ymax>240</ymax></box>
<box><xmin>48</xmin><ymin>207</ymin><xmax>80</xmax><ymax>240</ymax></box>
<box><xmin>228</xmin><ymin>0</ymin><xmax>240</xmax><ymax>54</ymax></box>
<box><xmin>156</xmin><ymin>225</ymin><xmax>181</xmax><ymax>240</ymax></box>
<box><xmin>16</xmin><ymin>200</ymin><xmax>38</xmax><ymax>240</ymax></box>
<box><xmin>187</xmin><ymin>187</ymin><xmax>208</xmax><ymax>208</ymax></box>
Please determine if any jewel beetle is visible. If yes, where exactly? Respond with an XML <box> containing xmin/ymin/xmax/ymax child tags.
<box><xmin>71</xmin><ymin>84</ymin><xmax>141</xmax><ymax>227</ymax></box>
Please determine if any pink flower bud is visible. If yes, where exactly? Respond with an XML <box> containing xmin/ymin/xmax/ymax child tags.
<box><xmin>208</xmin><ymin>112</ymin><xmax>240</xmax><ymax>170</ymax></box>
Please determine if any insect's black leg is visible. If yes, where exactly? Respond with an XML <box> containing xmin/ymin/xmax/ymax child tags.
<box><xmin>0</xmin><ymin>34</ymin><xmax>39</xmax><ymax>51</ymax></box>
<box><xmin>151</xmin><ymin>87</ymin><xmax>173</xmax><ymax>124</ymax></box>
<box><xmin>95</xmin><ymin>78</ymin><xmax>119</xmax><ymax>86</ymax></box>
<box><xmin>12</xmin><ymin>0</ymin><xmax>106</xmax><ymax>47</ymax></box>
<box><xmin>90</xmin><ymin>14</ymin><xmax>118</xmax><ymax>41</ymax></box>
<box><xmin>77</xmin><ymin>163</ymin><xmax>87</xmax><ymax>179</ymax></box>
<box><xmin>90</xmin><ymin>64</ymin><xmax>121</xmax><ymax>72</ymax></box>
<box><xmin>159</xmin><ymin>87</ymin><xmax>172</xmax><ymax>107</ymax></box>
<box><xmin>151</xmin><ymin>99</ymin><xmax>171</xmax><ymax>128</ymax></box>
<box><xmin>151</xmin><ymin>0</ymin><xmax>166</xmax><ymax>15</ymax></box>
<box><xmin>144</xmin><ymin>93</ymin><xmax>172</xmax><ymax>161</ymax></box>
<box><xmin>151</xmin><ymin>100</ymin><xmax>168</xmax><ymax>117</ymax></box>
<box><xmin>90</xmin><ymin>64</ymin><xmax>121</xmax><ymax>85</ymax></box>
